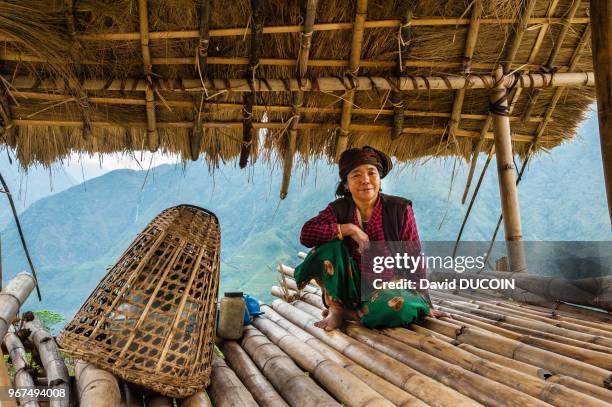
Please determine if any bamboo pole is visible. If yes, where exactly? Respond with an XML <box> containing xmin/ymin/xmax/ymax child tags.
<box><xmin>547</xmin><ymin>375</ymin><xmax>612</xmax><ymax>404</ymax></box>
<box><xmin>281</xmin><ymin>0</ymin><xmax>318</xmax><ymax>199</ymax></box>
<box><xmin>0</xmin><ymin>16</ymin><xmax>587</xmax><ymax>43</ymax></box>
<box><xmin>137</xmin><ymin>0</ymin><xmax>158</xmax><ymax>151</ymax></box>
<box><xmin>380</xmin><ymin>325</ymin><xmax>607</xmax><ymax>407</ymax></box>
<box><xmin>390</xmin><ymin>5</ymin><xmax>412</xmax><ymax>140</ymax></box>
<box><xmin>425</xmin><ymin>319</ymin><xmax>612</xmax><ymax>388</ymax></box>
<box><xmin>208</xmin><ymin>353</ymin><xmax>258</xmax><ymax>407</ymax></box>
<box><xmin>145</xmin><ymin>396</ymin><xmax>173</xmax><ymax>407</ymax></box>
<box><xmin>335</xmin><ymin>0</ymin><xmax>368</xmax><ymax>160</ymax></box>
<box><xmin>219</xmin><ymin>341</ymin><xmax>287</xmax><ymax>407</ymax></box>
<box><xmin>589</xmin><ymin>0</ymin><xmax>612</xmax><ymax>225</ymax></box>
<box><xmin>4</xmin><ymin>326</ymin><xmax>39</xmax><ymax>407</ymax></box>
<box><xmin>240</xmin><ymin>326</ymin><xmax>338</xmax><ymax>406</ymax></box>
<box><xmin>75</xmin><ymin>360</ymin><xmax>121</xmax><ymax>407</ymax></box>
<box><xmin>456</xmin><ymin>343</ymin><xmax>551</xmax><ymax>379</ymax></box>
<box><xmin>0</xmin><ymin>273</ymin><xmax>36</xmax><ymax>339</ymax></box>
<box><xmin>23</xmin><ymin>313</ymin><xmax>70</xmax><ymax>407</ymax></box>
<box><xmin>252</xmin><ymin>317</ymin><xmax>395</xmax><ymax>406</ymax></box>
<box><xmin>448</xmin><ymin>0</ymin><xmax>481</xmax><ymax>142</ymax></box>
<box><xmin>180</xmin><ymin>392</ymin><xmax>212</xmax><ymax>407</ymax></box>
<box><xmin>239</xmin><ymin>0</ymin><xmax>265</xmax><ymax>169</ymax></box>
<box><xmin>271</xmin><ymin>285</ymin><xmax>324</xmax><ymax>310</ymax></box>
<box><xmin>260</xmin><ymin>305</ymin><xmax>427</xmax><ymax>407</ymax></box>
<box><xmin>0</xmin><ymin>351</ymin><xmax>17</xmax><ymax>407</ymax></box>
<box><xmin>490</xmin><ymin>65</ymin><xmax>527</xmax><ymax>272</ymax></box>
<box><xmin>270</xmin><ymin>300</ymin><xmax>480</xmax><ymax>407</ymax></box>
<box><xmin>4</xmin><ymin>72</ymin><xmax>595</xmax><ymax>94</ymax></box>
<box><xmin>120</xmin><ymin>382</ymin><xmax>142</xmax><ymax>407</ymax></box>
<box><xmin>347</xmin><ymin>324</ymin><xmax>549</xmax><ymax>406</ymax></box>
<box><xmin>0</xmin><ymin>86</ymin><xmax>14</xmax><ymax>143</ymax></box>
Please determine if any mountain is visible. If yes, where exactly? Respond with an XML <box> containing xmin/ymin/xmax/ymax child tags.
<box><xmin>0</xmin><ymin>154</ymin><xmax>77</xmax><ymax>229</ymax></box>
<box><xmin>0</xmin><ymin>112</ymin><xmax>609</xmax><ymax>329</ymax></box>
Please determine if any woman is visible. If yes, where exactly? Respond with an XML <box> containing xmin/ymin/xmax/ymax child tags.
<box><xmin>296</xmin><ymin>145</ymin><xmax>448</xmax><ymax>331</ymax></box>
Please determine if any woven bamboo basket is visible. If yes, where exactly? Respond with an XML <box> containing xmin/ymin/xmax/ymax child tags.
<box><xmin>58</xmin><ymin>204</ymin><xmax>221</xmax><ymax>398</ymax></box>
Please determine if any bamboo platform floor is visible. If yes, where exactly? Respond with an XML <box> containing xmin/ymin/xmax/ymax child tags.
<box><xmin>199</xmin><ymin>275</ymin><xmax>612</xmax><ymax>407</ymax></box>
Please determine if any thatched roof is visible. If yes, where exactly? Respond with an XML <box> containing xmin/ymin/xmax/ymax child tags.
<box><xmin>0</xmin><ymin>0</ymin><xmax>596</xmax><ymax>172</ymax></box>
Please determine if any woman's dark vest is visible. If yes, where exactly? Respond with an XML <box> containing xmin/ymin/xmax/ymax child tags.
<box><xmin>329</xmin><ymin>193</ymin><xmax>412</xmax><ymax>242</ymax></box>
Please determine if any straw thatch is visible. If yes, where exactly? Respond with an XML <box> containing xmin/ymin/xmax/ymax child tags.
<box><xmin>0</xmin><ymin>0</ymin><xmax>596</xmax><ymax>170</ymax></box>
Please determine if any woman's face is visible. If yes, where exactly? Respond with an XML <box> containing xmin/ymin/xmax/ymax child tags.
<box><xmin>345</xmin><ymin>164</ymin><xmax>380</xmax><ymax>201</ymax></box>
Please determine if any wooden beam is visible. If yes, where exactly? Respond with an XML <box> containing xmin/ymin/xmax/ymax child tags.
<box><xmin>239</xmin><ymin>0</ymin><xmax>265</xmax><ymax>168</ymax></box>
<box><xmin>0</xmin><ymin>16</ymin><xmax>590</xmax><ymax>43</ymax></box>
<box><xmin>391</xmin><ymin>5</ymin><xmax>412</xmax><ymax>140</ymax></box>
<box><xmin>6</xmin><ymin>118</ymin><xmax>554</xmax><ymax>143</ymax></box>
<box><xmin>138</xmin><ymin>0</ymin><xmax>158</xmax><ymax>151</ymax></box>
<box><xmin>490</xmin><ymin>66</ymin><xmax>527</xmax><ymax>272</ymax></box>
<box><xmin>4</xmin><ymin>72</ymin><xmax>594</xmax><ymax>93</ymax></box>
<box><xmin>335</xmin><ymin>0</ymin><xmax>368</xmax><ymax>161</ymax></box>
<box><xmin>589</xmin><ymin>0</ymin><xmax>611</xmax><ymax>224</ymax></box>
<box><xmin>281</xmin><ymin>0</ymin><xmax>318</xmax><ymax>199</ymax></box>
<box><xmin>190</xmin><ymin>0</ymin><xmax>212</xmax><ymax>161</ymax></box>
<box><xmin>520</xmin><ymin>0</ymin><xmax>580</xmax><ymax>123</ymax></box>
<box><xmin>0</xmin><ymin>86</ymin><xmax>14</xmax><ymax>144</ymax></box>
<box><xmin>448</xmin><ymin>0</ymin><xmax>481</xmax><ymax>142</ymax></box>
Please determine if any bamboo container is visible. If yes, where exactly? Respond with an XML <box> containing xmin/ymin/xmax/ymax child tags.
<box><xmin>0</xmin><ymin>273</ymin><xmax>36</xmax><ymax>339</ymax></box>
<box><xmin>75</xmin><ymin>360</ymin><xmax>121</xmax><ymax>407</ymax></box>
<box><xmin>180</xmin><ymin>392</ymin><xmax>213</xmax><ymax>407</ymax></box>
<box><xmin>4</xmin><ymin>326</ymin><xmax>39</xmax><ymax>407</ymax></box>
<box><xmin>208</xmin><ymin>354</ymin><xmax>258</xmax><ymax>407</ymax></box>
<box><xmin>219</xmin><ymin>341</ymin><xmax>288</xmax><ymax>407</ymax></box>
<box><xmin>381</xmin><ymin>327</ymin><xmax>608</xmax><ymax>407</ymax></box>
<box><xmin>0</xmin><ymin>351</ymin><xmax>17</xmax><ymax>407</ymax></box>
<box><xmin>240</xmin><ymin>326</ymin><xmax>338</xmax><ymax>406</ymax></box>
<box><xmin>260</xmin><ymin>305</ymin><xmax>426</xmax><ymax>407</ymax></box>
<box><xmin>425</xmin><ymin>320</ymin><xmax>612</xmax><ymax>388</ymax></box>
<box><xmin>346</xmin><ymin>324</ymin><xmax>548</xmax><ymax>407</ymax></box>
<box><xmin>23</xmin><ymin>314</ymin><xmax>70</xmax><ymax>407</ymax></box>
<box><xmin>270</xmin><ymin>300</ymin><xmax>479</xmax><ymax>407</ymax></box>
<box><xmin>252</xmin><ymin>316</ymin><xmax>394</xmax><ymax>407</ymax></box>
<box><xmin>58</xmin><ymin>205</ymin><xmax>220</xmax><ymax>398</ymax></box>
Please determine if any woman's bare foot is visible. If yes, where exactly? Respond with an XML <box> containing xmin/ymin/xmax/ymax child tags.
<box><xmin>314</xmin><ymin>306</ymin><xmax>343</xmax><ymax>331</ymax></box>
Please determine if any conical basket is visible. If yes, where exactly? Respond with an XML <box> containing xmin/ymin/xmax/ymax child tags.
<box><xmin>58</xmin><ymin>204</ymin><xmax>220</xmax><ymax>398</ymax></box>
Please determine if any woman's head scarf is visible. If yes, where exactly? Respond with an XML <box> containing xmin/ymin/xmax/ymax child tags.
<box><xmin>338</xmin><ymin>145</ymin><xmax>393</xmax><ymax>181</ymax></box>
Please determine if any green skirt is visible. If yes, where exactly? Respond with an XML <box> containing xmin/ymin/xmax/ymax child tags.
<box><xmin>294</xmin><ymin>240</ymin><xmax>430</xmax><ymax>329</ymax></box>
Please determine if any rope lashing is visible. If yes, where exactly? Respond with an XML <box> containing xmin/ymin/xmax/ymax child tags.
<box><xmin>489</xmin><ymin>94</ymin><xmax>510</xmax><ymax>116</ymax></box>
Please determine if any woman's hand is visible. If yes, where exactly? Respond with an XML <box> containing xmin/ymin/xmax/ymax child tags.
<box><xmin>428</xmin><ymin>308</ymin><xmax>451</xmax><ymax>319</ymax></box>
<box><xmin>340</xmin><ymin>224</ymin><xmax>370</xmax><ymax>253</ymax></box>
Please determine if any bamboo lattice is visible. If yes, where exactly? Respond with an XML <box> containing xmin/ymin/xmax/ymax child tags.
<box><xmin>58</xmin><ymin>204</ymin><xmax>221</xmax><ymax>398</ymax></box>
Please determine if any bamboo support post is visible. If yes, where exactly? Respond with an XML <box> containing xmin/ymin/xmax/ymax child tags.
<box><xmin>490</xmin><ymin>65</ymin><xmax>527</xmax><ymax>272</ymax></box>
<box><xmin>219</xmin><ymin>341</ymin><xmax>287</xmax><ymax>407</ymax></box>
<box><xmin>4</xmin><ymin>326</ymin><xmax>39</xmax><ymax>407</ymax></box>
<box><xmin>390</xmin><ymin>5</ymin><xmax>412</xmax><ymax>140</ymax></box>
<box><xmin>589</xmin><ymin>0</ymin><xmax>612</xmax><ymax>225</ymax></box>
<box><xmin>240</xmin><ymin>325</ymin><xmax>338</xmax><ymax>406</ymax></box>
<box><xmin>0</xmin><ymin>273</ymin><xmax>36</xmax><ymax>339</ymax></box>
<box><xmin>280</xmin><ymin>0</ymin><xmax>318</xmax><ymax>199</ymax></box>
<box><xmin>75</xmin><ymin>360</ymin><xmax>121</xmax><ymax>407</ymax></box>
<box><xmin>260</xmin><ymin>305</ymin><xmax>427</xmax><ymax>407</ymax></box>
<box><xmin>335</xmin><ymin>0</ymin><xmax>368</xmax><ymax>160</ymax></box>
<box><xmin>461</xmin><ymin>0</ymin><xmax>537</xmax><ymax>203</ymax></box>
<box><xmin>23</xmin><ymin>313</ymin><xmax>70</xmax><ymax>407</ymax></box>
<box><xmin>207</xmin><ymin>353</ymin><xmax>258</xmax><ymax>407</ymax></box>
<box><xmin>239</xmin><ymin>0</ymin><xmax>264</xmax><ymax>169</ymax></box>
<box><xmin>447</xmin><ymin>0</ymin><xmax>481</xmax><ymax>142</ymax></box>
<box><xmin>138</xmin><ymin>0</ymin><xmax>158</xmax><ymax>151</ymax></box>
<box><xmin>252</xmin><ymin>317</ymin><xmax>395</xmax><ymax>406</ymax></box>
<box><xmin>270</xmin><ymin>300</ymin><xmax>479</xmax><ymax>407</ymax></box>
<box><xmin>347</xmin><ymin>324</ymin><xmax>549</xmax><ymax>406</ymax></box>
